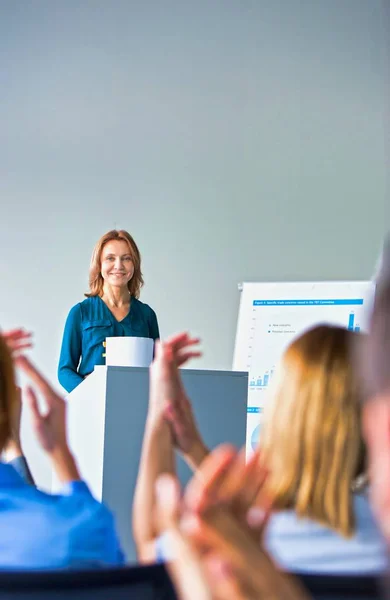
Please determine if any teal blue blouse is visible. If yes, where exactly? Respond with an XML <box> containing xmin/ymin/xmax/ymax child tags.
<box><xmin>58</xmin><ymin>296</ymin><xmax>159</xmax><ymax>393</ymax></box>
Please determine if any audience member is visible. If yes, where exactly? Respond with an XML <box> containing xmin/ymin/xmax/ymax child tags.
<box><xmin>134</xmin><ymin>334</ymin><xmax>307</xmax><ymax>599</ymax></box>
<box><xmin>0</xmin><ymin>328</ymin><xmax>125</xmax><ymax>569</ymax></box>
<box><xmin>135</xmin><ymin>326</ymin><xmax>387</xmax><ymax>575</ymax></box>
<box><xmin>260</xmin><ymin>325</ymin><xmax>386</xmax><ymax>574</ymax></box>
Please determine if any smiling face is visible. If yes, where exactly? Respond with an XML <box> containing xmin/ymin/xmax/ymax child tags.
<box><xmin>100</xmin><ymin>239</ymin><xmax>135</xmax><ymax>289</ymax></box>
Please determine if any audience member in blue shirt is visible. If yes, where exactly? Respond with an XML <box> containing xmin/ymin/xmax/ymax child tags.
<box><xmin>0</xmin><ymin>329</ymin><xmax>125</xmax><ymax>570</ymax></box>
<box><xmin>58</xmin><ymin>230</ymin><xmax>159</xmax><ymax>393</ymax></box>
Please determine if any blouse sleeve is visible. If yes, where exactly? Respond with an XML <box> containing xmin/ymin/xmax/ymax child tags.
<box><xmin>58</xmin><ymin>304</ymin><xmax>84</xmax><ymax>393</ymax></box>
<box><xmin>149</xmin><ymin>307</ymin><xmax>160</xmax><ymax>341</ymax></box>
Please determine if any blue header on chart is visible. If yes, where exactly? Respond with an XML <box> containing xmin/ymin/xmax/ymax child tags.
<box><xmin>247</xmin><ymin>407</ymin><xmax>262</xmax><ymax>413</ymax></box>
<box><xmin>253</xmin><ymin>299</ymin><xmax>364</xmax><ymax>307</ymax></box>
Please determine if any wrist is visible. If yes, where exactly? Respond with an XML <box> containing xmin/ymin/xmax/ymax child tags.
<box><xmin>3</xmin><ymin>439</ymin><xmax>23</xmax><ymax>462</ymax></box>
<box><xmin>50</xmin><ymin>447</ymin><xmax>81</xmax><ymax>483</ymax></box>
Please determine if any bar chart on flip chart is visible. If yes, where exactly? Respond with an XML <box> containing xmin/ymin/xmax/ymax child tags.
<box><xmin>233</xmin><ymin>281</ymin><xmax>374</xmax><ymax>457</ymax></box>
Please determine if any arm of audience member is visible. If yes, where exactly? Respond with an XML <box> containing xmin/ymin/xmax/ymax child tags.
<box><xmin>161</xmin><ymin>336</ymin><xmax>208</xmax><ymax>470</ymax></box>
<box><xmin>15</xmin><ymin>355</ymin><xmax>81</xmax><ymax>484</ymax></box>
<box><xmin>57</xmin><ymin>305</ymin><xmax>84</xmax><ymax>393</ymax></box>
<box><xmin>133</xmin><ymin>410</ymin><xmax>175</xmax><ymax>562</ymax></box>
<box><xmin>3</xmin><ymin>386</ymin><xmax>36</xmax><ymax>485</ymax></box>
<box><xmin>133</xmin><ymin>342</ymin><xmax>176</xmax><ymax>563</ymax></box>
<box><xmin>133</xmin><ymin>334</ymin><xmax>202</xmax><ymax>563</ymax></box>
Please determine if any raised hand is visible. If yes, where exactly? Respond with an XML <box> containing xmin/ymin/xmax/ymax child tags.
<box><xmin>181</xmin><ymin>502</ymin><xmax>308</xmax><ymax>600</ymax></box>
<box><xmin>152</xmin><ymin>333</ymin><xmax>207</xmax><ymax>465</ymax></box>
<box><xmin>15</xmin><ymin>355</ymin><xmax>80</xmax><ymax>483</ymax></box>
<box><xmin>2</xmin><ymin>329</ymin><xmax>33</xmax><ymax>357</ymax></box>
<box><xmin>15</xmin><ymin>355</ymin><xmax>68</xmax><ymax>455</ymax></box>
<box><xmin>185</xmin><ymin>444</ymin><xmax>270</xmax><ymax>540</ymax></box>
<box><xmin>156</xmin><ymin>471</ymin><xmax>308</xmax><ymax>600</ymax></box>
<box><xmin>148</xmin><ymin>333</ymin><xmax>201</xmax><ymax>424</ymax></box>
<box><xmin>156</xmin><ymin>474</ymin><xmax>254</xmax><ymax>600</ymax></box>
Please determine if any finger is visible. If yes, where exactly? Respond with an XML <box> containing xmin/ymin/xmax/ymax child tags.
<box><xmin>2</xmin><ymin>329</ymin><xmax>32</xmax><ymax>344</ymax></box>
<box><xmin>176</xmin><ymin>350</ymin><xmax>203</xmax><ymax>367</ymax></box>
<box><xmin>229</xmin><ymin>450</ymin><xmax>269</xmax><ymax>513</ymax></box>
<box><xmin>2</xmin><ymin>328</ymin><xmax>31</xmax><ymax>340</ymax></box>
<box><xmin>163</xmin><ymin>332</ymin><xmax>191</xmax><ymax>351</ymax></box>
<box><xmin>185</xmin><ymin>445</ymin><xmax>238</xmax><ymax>512</ymax></box>
<box><xmin>8</xmin><ymin>342</ymin><xmax>33</xmax><ymax>354</ymax></box>
<box><xmin>165</xmin><ymin>333</ymin><xmax>201</xmax><ymax>354</ymax></box>
<box><xmin>14</xmin><ymin>356</ymin><xmax>57</xmax><ymax>398</ymax></box>
<box><xmin>209</xmin><ymin>448</ymin><xmax>246</xmax><ymax>504</ymax></box>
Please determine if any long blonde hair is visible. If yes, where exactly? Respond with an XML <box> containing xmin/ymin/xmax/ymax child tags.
<box><xmin>85</xmin><ymin>230</ymin><xmax>144</xmax><ymax>299</ymax></box>
<box><xmin>260</xmin><ymin>325</ymin><xmax>365</xmax><ymax>537</ymax></box>
<box><xmin>0</xmin><ymin>335</ymin><xmax>17</xmax><ymax>452</ymax></box>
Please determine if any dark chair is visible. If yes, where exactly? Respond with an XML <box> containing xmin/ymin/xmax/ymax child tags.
<box><xmin>0</xmin><ymin>563</ymin><xmax>177</xmax><ymax>600</ymax></box>
<box><xmin>0</xmin><ymin>564</ymin><xmax>385</xmax><ymax>600</ymax></box>
<box><xmin>298</xmin><ymin>573</ymin><xmax>384</xmax><ymax>600</ymax></box>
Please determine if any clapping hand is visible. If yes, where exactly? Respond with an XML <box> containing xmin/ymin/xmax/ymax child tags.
<box><xmin>1</xmin><ymin>328</ymin><xmax>33</xmax><ymax>459</ymax></box>
<box><xmin>156</xmin><ymin>446</ymin><xmax>309</xmax><ymax>600</ymax></box>
<box><xmin>2</xmin><ymin>328</ymin><xmax>33</xmax><ymax>357</ymax></box>
<box><xmin>14</xmin><ymin>355</ymin><xmax>80</xmax><ymax>483</ymax></box>
<box><xmin>185</xmin><ymin>444</ymin><xmax>270</xmax><ymax>540</ymax></box>
<box><xmin>149</xmin><ymin>333</ymin><xmax>201</xmax><ymax>422</ymax></box>
<box><xmin>156</xmin><ymin>474</ymin><xmax>254</xmax><ymax>600</ymax></box>
<box><xmin>150</xmin><ymin>332</ymin><xmax>207</xmax><ymax>466</ymax></box>
<box><xmin>14</xmin><ymin>355</ymin><xmax>68</xmax><ymax>455</ymax></box>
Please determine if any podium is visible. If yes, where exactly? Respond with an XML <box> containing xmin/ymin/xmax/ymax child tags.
<box><xmin>54</xmin><ymin>365</ymin><xmax>248</xmax><ymax>562</ymax></box>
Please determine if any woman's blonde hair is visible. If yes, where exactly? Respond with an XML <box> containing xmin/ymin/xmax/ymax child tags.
<box><xmin>0</xmin><ymin>335</ymin><xmax>17</xmax><ymax>452</ymax></box>
<box><xmin>85</xmin><ymin>230</ymin><xmax>144</xmax><ymax>299</ymax></box>
<box><xmin>260</xmin><ymin>325</ymin><xmax>365</xmax><ymax>538</ymax></box>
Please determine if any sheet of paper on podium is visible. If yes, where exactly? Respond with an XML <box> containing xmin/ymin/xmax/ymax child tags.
<box><xmin>105</xmin><ymin>337</ymin><xmax>154</xmax><ymax>367</ymax></box>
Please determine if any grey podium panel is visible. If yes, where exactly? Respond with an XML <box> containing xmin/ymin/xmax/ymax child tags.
<box><xmin>101</xmin><ymin>367</ymin><xmax>248</xmax><ymax>562</ymax></box>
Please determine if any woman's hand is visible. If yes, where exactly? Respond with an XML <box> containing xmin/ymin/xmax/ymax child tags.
<box><xmin>156</xmin><ymin>474</ymin><xmax>253</xmax><ymax>600</ymax></box>
<box><xmin>14</xmin><ymin>355</ymin><xmax>80</xmax><ymax>483</ymax></box>
<box><xmin>2</xmin><ymin>328</ymin><xmax>33</xmax><ymax>356</ymax></box>
<box><xmin>1</xmin><ymin>328</ymin><xmax>32</xmax><ymax>459</ymax></box>
<box><xmin>148</xmin><ymin>333</ymin><xmax>201</xmax><ymax>424</ymax></box>
<box><xmin>152</xmin><ymin>332</ymin><xmax>207</xmax><ymax>466</ymax></box>
<box><xmin>156</xmin><ymin>471</ymin><xmax>308</xmax><ymax>600</ymax></box>
<box><xmin>185</xmin><ymin>445</ymin><xmax>270</xmax><ymax>540</ymax></box>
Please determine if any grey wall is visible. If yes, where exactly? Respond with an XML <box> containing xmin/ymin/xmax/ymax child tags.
<box><xmin>0</xmin><ymin>0</ymin><xmax>388</xmax><ymax>487</ymax></box>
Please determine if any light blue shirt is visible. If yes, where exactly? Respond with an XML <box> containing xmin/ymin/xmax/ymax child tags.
<box><xmin>156</xmin><ymin>494</ymin><xmax>388</xmax><ymax>575</ymax></box>
<box><xmin>0</xmin><ymin>462</ymin><xmax>125</xmax><ymax>570</ymax></box>
<box><xmin>265</xmin><ymin>493</ymin><xmax>388</xmax><ymax>574</ymax></box>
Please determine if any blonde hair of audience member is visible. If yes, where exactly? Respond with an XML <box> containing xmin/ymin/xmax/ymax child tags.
<box><xmin>85</xmin><ymin>229</ymin><xmax>144</xmax><ymax>299</ymax></box>
<box><xmin>260</xmin><ymin>325</ymin><xmax>365</xmax><ymax>538</ymax></box>
<box><xmin>0</xmin><ymin>336</ymin><xmax>18</xmax><ymax>452</ymax></box>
